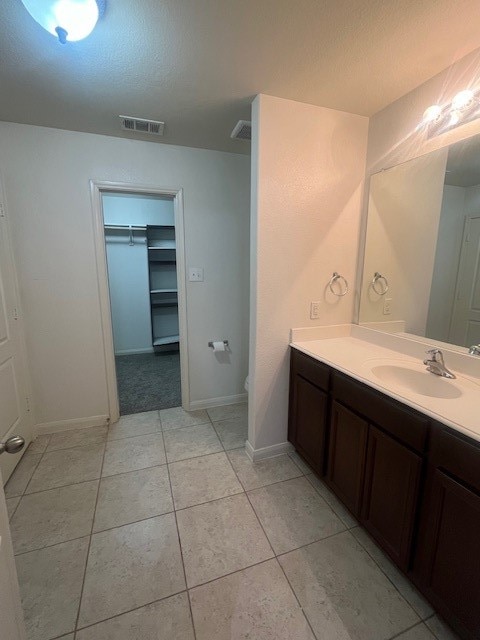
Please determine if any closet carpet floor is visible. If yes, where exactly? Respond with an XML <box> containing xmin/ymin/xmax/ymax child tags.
<box><xmin>4</xmin><ymin>403</ymin><xmax>457</xmax><ymax>640</ymax></box>
<box><xmin>115</xmin><ymin>352</ymin><xmax>181</xmax><ymax>415</ymax></box>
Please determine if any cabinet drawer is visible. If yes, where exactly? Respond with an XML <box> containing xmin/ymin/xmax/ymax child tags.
<box><xmin>332</xmin><ymin>372</ymin><xmax>428</xmax><ymax>452</ymax></box>
<box><xmin>291</xmin><ymin>349</ymin><xmax>330</xmax><ymax>392</ymax></box>
<box><xmin>430</xmin><ymin>426</ymin><xmax>480</xmax><ymax>494</ymax></box>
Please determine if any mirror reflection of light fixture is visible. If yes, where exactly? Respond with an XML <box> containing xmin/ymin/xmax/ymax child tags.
<box><xmin>421</xmin><ymin>88</ymin><xmax>480</xmax><ymax>137</ymax></box>
<box><xmin>20</xmin><ymin>0</ymin><xmax>105</xmax><ymax>43</ymax></box>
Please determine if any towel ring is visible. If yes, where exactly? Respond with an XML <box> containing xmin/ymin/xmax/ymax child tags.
<box><xmin>372</xmin><ymin>272</ymin><xmax>389</xmax><ymax>295</ymax></box>
<box><xmin>328</xmin><ymin>272</ymin><xmax>349</xmax><ymax>297</ymax></box>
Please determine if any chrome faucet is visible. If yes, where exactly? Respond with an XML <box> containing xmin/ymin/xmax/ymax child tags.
<box><xmin>423</xmin><ymin>349</ymin><xmax>456</xmax><ymax>379</ymax></box>
<box><xmin>468</xmin><ymin>344</ymin><xmax>480</xmax><ymax>356</ymax></box>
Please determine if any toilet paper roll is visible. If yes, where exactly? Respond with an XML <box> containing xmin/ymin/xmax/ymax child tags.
<box><xmin>212</xmin><ymin>341</ymin><xmax>226</xmax><ymax>352</ymax></box>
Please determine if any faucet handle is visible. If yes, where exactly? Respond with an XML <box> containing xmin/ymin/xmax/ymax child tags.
<box><xmin>425</xmin><ymin>348</ymin><xmax>444</xmax><ymax>364</ymax></box>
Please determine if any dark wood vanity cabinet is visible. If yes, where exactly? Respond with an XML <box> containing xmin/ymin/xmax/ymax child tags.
<box><xmin>328</xmin><ymin>370</ymin><xmax>427</xmax><ymax>571</ymax></box>
<box><xmin>288</xmin><ymin>347</ymin><xmax>480</xmax><ymax>639</ymax></box>
<box><xmin>361</xmin><ymin>425</ymin><xmax>422</xmax><ymax>569</ymax></box>
<box><xmin>288</xmin><ymin>350</ymin><xmax>329</xmax><ymax>474</ymax></box>
<box><xmin>414</xmin><ymin>427</ymin><xmax>480</xmax><ymax>640</ymax></box>
<box><xmin>327</xmin><ymin>401</ymin><xmax>368</xmax><ymax>516</ymax></box>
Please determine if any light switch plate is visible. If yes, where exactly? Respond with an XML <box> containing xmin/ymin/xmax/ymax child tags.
<box><xmin>188</xmin><ymin>267</ymin><xmax>204</xmax><ymax>282</ymax></box>
<box><xmin>383</xmin><ymin>298</ymin><xmax>392</xmax><ymax>315</ymax></box>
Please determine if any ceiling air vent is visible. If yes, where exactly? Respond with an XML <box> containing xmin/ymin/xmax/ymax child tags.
<box><xmin>119</xmin><ymin>116</ymin><xmax>165</xmax><ymax>136</ymax></box>
<box><xmin>230</xmin><ymin>120</ymin><xmax>251</xmax><ymax>141</ymax></box>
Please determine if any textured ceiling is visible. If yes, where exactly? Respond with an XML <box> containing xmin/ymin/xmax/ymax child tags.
<box><xmin>2</xmin><ymin>0</ymin><xmax>480</xmax><ymax>153</ymax></box>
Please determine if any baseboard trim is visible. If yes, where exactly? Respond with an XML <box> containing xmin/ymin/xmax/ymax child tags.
<box><xmin>189</xmin><ymin>393</ymin><xmax>247</xmax><ymax>411</ymax></box>
<box><xmin>245</xmin><ymin>440</ymin><xmax>294</xmax><ymax>462</ymax></box>
<box><xmin>114</xmin><ymin>347</ymin><xmax>154</xmax><ymax>356</ymax></box>
<box><xmin>34</xmin><ymin>415</ymin><xmax>109</xmax><ymax>436</ymax></box>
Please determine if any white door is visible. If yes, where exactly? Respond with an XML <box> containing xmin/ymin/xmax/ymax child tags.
<box><xmin>0</xmin><ymin>466</ymin><xmax>26</xmax><ymax>640</ymax></box>
<box><xmin>0</xmin><ymin>178</ymin><xmax>33</xmax><ymax>483</ymax></box>
<box><xmin>0</xmin><ymin>175</ymin><xmax>29</xmax><ymax>638</ymax></box>
<box><xmin>449</xmin><ymin>215</ymin><xmax>480</xmax><ymax>347</ymax></box>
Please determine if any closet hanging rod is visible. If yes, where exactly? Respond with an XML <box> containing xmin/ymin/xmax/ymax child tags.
<box><xmin>104</xmin><ymin>224</ymin><xmax>147</xmax><ymax>230</ymax></box>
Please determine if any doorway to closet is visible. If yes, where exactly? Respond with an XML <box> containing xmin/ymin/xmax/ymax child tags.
<box><xmin>102</xmin><ymin>191</ymin><xmax>182</xmax><ymax>416</ymax></box>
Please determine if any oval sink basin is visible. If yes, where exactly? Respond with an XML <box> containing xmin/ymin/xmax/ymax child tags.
<box><xmin>370</xmin><ymin>364</ymin><xmax>462</xmax><ymax>399</ymax></box>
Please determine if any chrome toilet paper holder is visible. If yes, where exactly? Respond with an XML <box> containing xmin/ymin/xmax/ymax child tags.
<box><xmin>208</xmin><ymin>340</ymin><xmax>229</xmax><ymax>348</ymax></box>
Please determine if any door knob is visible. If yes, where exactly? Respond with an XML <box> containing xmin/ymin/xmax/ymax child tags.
<box><xmin>0</xmin><ymin>435</ymin><xmax>25</xmax><ymax>455</ymax></box>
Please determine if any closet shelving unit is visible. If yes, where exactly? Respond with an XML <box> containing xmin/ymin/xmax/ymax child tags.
<box><xmin>147</xmin><ymin>225</ymin><xmax>179</xmax><ymax>350</ymax></box>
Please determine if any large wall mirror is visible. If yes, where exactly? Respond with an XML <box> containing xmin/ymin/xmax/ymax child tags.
<box><xmin>359</xmin><ymin>133</ymin><xmax>480</xmax><ymax>350</ymax></box>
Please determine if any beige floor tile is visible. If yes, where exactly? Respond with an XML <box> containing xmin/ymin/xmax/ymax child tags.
<box><xmin>207</xmin><ymin>402</ymin><xmax>247</xmax><ymax>423</ymax></box>
<box><xmin>212</xmin><ymin>416</ymin><xmax>248</xmax><ymax>450</ymax></box>
<box><xmin>248</xmin><ymin>476</ymin><xmax>345</xmax><ymax>554</ymax></box>
<box><xmin>102</xmin><ymin>432</ymin><xmax>166</xmax><ymax>476</ymax></box>
<box><xmin>26</xmin><ymin>444</ymin><xmax>104</xmax><ymax>493</ymax></box>
<box><xmin>6</xmin><ymin>496</ymin><xmax>20</xmax><ymax>520</ymax></box>
<box><xmin>160</xmin><ymin>406</ymin><xmax>210</xmax><ymax>430</ymax></box>
<box><xmin>76</xmin><ymin>593</ymin><xmax>195</xmax><ymax>640</ymax></box>
<box><xmin>169</xmin><ymin>452</ymin><xmax>243</xmax><ymax>510</ymax></box>
<box><xmin>11</xmin><ymin>481</ymin><xmax>98</xmax><ymax>554</ymax></box>
<box><xmin>425</xmin><ymin>615</ymin><xmax>461</xmax><ymax>640</ymax></box>
<box><xmin>16</xmin><ymin>537</ymin><xmax>89</xmax><ymax>640</ymax></box>
<box><xmin>190</xmin><ymin>559</ymin><xmax>315</xmax><ymax>640</ymax></box>
<box><xmin>93</xmin><ymin>465</ymin><xmax>173</xmax><ymax>532</ymax></box>
<box><xmin>56</xmin><ymin>636</ymin><xmax>74</xmax><ymax>640</ymax></box>
<box><xmin>163</xmin><ymin>423</ymin><xmax>222</xmax><ymax>462</ymax></box>
<box><xmin>47</xmin><ymin>426</ymin><xmax>108</xmax><ymax>452</ymax></box>
<box><xmin>108</xmin><ymin>411</ymin><xmax>162</xmax><ymax>441</ymax></box>
<box><xmin>176</xmin><ymin>493</ymin><xmax>274</xmax><ymax>587</ymax></box>
<box><xmin>78</xmin><ymin>514</ymin><xmax>185</xmax><ymax>627</ymax></box>
<box><xmin>279</xmin><ymin>530</ymin><xmax>419</xmax><ymax>640</ymax></box>
<box><xmin>227</xmin><ymin>449</ymin><xmax>302</xmax><ymax>490</ymax></box>
<box><xmin>4</xmin><ymin>453</ymin><xmax>42</xmax><ymax>497</ymax></box>
<box><xmin>289</xmin><ymin>450</ymin><xmax>312</xmax><ymax>474</ymax></box>
<box><xmin>306</xmin><ymin>473</ymin><xmax>358</xmax><ymax>528</ymax></box>
<box><xmin>27</xmin><ymin>435</ymin><xmax>51</xmax><ymax>454</ymax></box>
<box><xmin>396</xmin><ymin>623</ymin><xmax>437</xmax><ymax>639</ymax></box>
<box><xmin>351</xmin><ymin>526</ymin><xmax>434</xmax><ymax>619</ymax></box>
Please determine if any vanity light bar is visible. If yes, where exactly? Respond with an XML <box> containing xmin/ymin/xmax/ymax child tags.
<box><xmin>421</xmin><ymin>89</ymin><xmax>479</xmax><ymax>137</ymax></box>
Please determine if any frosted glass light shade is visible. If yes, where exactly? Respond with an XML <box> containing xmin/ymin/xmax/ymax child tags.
<box><xmin>21</xmin><ymin>0</ymin><xmax>100</xmax><ymax>42</ymax></box>
<box><xmin>422</xmin><ymin>104</ymin><xmax>442</xmax><ymax>123</ymax></box>
<box><xmin>452</xmin><ymin>89</ymin><xmax>474</xmax><ymax>111</ymax></box>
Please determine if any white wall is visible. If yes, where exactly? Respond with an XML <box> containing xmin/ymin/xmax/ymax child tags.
<box><xmin>0</xmin><ymin>123</ymin><xmax>250</xmax><ymax>429</ymax></box>
<box><xmin>103</xmin><ymin>194</ymin><xmax>175</xmax><ymax>355</ymax></box>
<box><xmin>359</xmin><ymin>148</ymin><xmax>448</xmax><ymax>335</ymax></box>
<box><xmin>426</xmin><ymin>185</ymin><xmax>466</xmax><ymax>341</ymax></box>
<box><xmin>102</xmin><ymin>193</ymin><xmax>175</xmax><ymax>226</ymax></box>
<box><xmin>249</xmin><ymin>94</ymin><xmax>368</xmax><ymax>452</ymax></box>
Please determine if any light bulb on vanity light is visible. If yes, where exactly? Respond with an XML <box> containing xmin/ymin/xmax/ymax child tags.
<box><xmin>20</xmin><ymin>0</ymin><xmax>104</xmax><ymax>43</ymax></box>
<box><xmin>452</xmin><ymin>89</ymin><xmax>475</xmax><ymax>111</ymax></box>
<box><xmin>422</xmin><ymin>104</ymin><xmax>442</xmax><ymax>124</ymax></box>
<box><xmin>449</xmin><ymin>110</ymin><xmax>462</xmax><ymax>127</ymax></box>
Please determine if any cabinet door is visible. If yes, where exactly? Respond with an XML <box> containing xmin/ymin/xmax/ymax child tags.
<box><xmin>362</xmin><ymin>426</ymin><xmax>422</xmax><ymax>570</ymax></box>
<box><xmin>290</xmin><ymin>373</ymin><xmax>328</xmax><ymax>474</ymax></box>
<box><xmin>327</xmin><ymin>401</ymin><xmax>368</xmax><ymax>516</ymax></box>
<box><xmin>417</xmin><ymin>470</ymin><xmax>480</xmax><ymax>639</ymax></box>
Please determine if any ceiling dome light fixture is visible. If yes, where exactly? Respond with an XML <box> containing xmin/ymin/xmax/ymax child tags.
<box><xmin>20</xmin><ymin>0</ymin><xmax>105</xmax><ymax>43</ymax></box>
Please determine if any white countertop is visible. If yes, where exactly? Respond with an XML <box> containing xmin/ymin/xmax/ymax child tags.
<box><xmin>290</xmin><ymin>324</ymin><xmax>480</xmax><ymax>443</ymax></box>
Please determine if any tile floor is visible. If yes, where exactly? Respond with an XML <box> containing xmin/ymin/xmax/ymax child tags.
<box><xmin>4</xmin><ymin>403</ymin><xmax>459</xmax><ymax>640</ymax></box>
